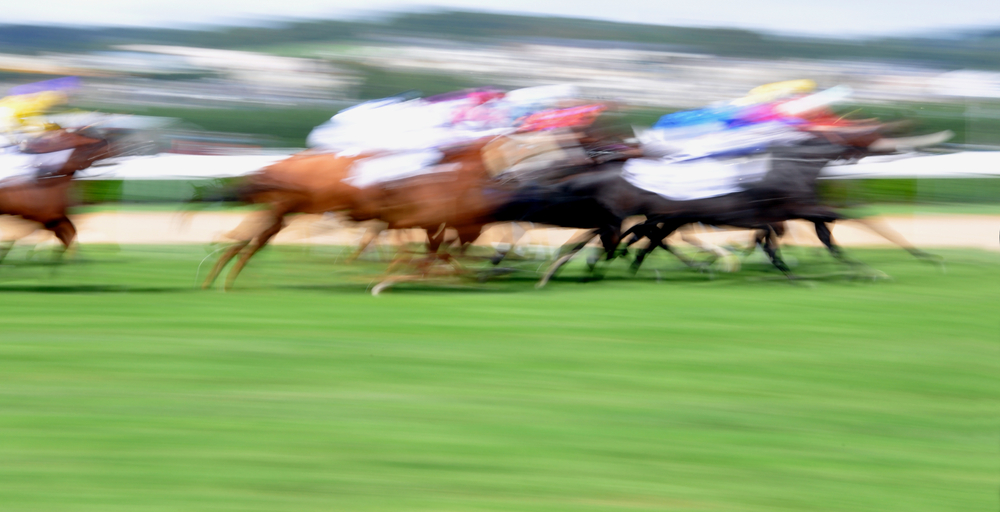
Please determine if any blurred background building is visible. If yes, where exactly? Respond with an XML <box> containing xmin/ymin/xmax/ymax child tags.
<box><xmin>3</xmin><ymin>11</ymin><xmax>1000</xmax><ymax>113</ymax></box>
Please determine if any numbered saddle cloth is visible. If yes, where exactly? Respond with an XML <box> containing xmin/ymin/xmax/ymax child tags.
<box><xmin>622</xmin><ymin>155</ymin><xmax>771</xmax><ymax>201</ymax></box>
<box><xmin>0</xmin><ymin>145</ymin><xmax>74</xmax><ymax>184</ymax></box>
<box><xmin>342</xmin><ymin>150</ymin><xmax>459</xmax><ymax>189</ymax></box>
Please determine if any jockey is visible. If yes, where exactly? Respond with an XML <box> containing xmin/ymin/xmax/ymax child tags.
<box><xmin>307</xmin><ymin>85</ymin><xmax>598</xmax><ymax>185</ymax></box>
<box><xmin>0</xmin><ymin>77</ymin><xmax>80</xmax><ymax>144</ymax></box>
<box><xmin>307</xmin><ymin>89</ymin><xmax>515</xmax><ymax>155</ymax></box>
<box><xmin>641</xmin><ymin>81</ymin><xmax>856</xmax><ymax>160</ymax></box>
<box><xmin>0</xmin><ymin>91</ymin><xmax>67</xmax><ymax>136</ymax></box>
<box><xmin>0</xmin><ymin>77</ymin><xmax>82</xmax><ymax>184</ymax></box>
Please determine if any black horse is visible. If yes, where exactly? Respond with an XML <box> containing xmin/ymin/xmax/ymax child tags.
<box><xmin>487</xmin><ymin>168</ymin><xmax>627</xmax><ymax>286</ymax></box>
<box><xmin>529</xmin><ymin>142</ymin><xmax>879</xmax><ymax>278</ymax></box>
<box><xmin>617</xmin><ymin>139</ymin><xmax>942</xmax><ymax>274</ymax></box>
<box><xmin>486</xmin><ymin>134</ymin><xmax>942</xmax><ymax>283</ymax></box>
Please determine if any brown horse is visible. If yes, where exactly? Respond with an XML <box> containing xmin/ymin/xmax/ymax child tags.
<box><xmin>201</xmin><ymin>140</ymin><xmax>501</xmax><ymax>290</ymax></box>
<box><xmin>200</xmin><ymin>150</ymin><xmax>372</xmax><ymax>289</ymax></box>
<box><xmin>0</xmin><ymin>129</ymin><xmax>113</xmax><ymax>262</ymax></box>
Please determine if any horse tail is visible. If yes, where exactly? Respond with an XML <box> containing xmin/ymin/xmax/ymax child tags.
<box><xmin>173</xmin><ymin>177</ymin><xmax>271</xmax><ymax>233</ymax></box>
<box><xmin>182</xmin><ymin>178</ymin><xmax>243</xmax><ymax>207</ymax></box>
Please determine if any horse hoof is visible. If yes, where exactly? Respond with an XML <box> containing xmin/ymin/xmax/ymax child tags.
<box><xmin>867</xmin><ymin>269</ymin><xmax>892</xmax><ymax>281</ymax></box>
<box><xmin>921</xmin><ymin>254</ymin><xmax>946</xmax><ymax>272</ymax></box>
<box><xmin>372</xmin><ymin>281</ymin><xmax>393</xmax><ymax>296</ymax></box>
<box><xmin>715</xmin><ymin>254</ymin><xmax>741</xmax><ymax>273</ymax></box>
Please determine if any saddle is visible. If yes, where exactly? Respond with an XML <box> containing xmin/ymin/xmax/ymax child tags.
<box><xmin>0</xmin><ymin>136</ymin><xmax>78</xmax><ymax>185</ymax></box>
<box><xmin>481</xmin><ymin>130</ymin><xmax>593</xmax><ymax>181</ymax></box>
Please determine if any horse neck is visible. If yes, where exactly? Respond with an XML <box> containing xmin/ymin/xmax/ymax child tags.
<box><xmin>771</xmin><ymin>144</ymin><xmax>849</xmax><ymax>178</ymax></box>
<box><xmin>61</xmin><ymin>140</ymin><xmax>111</xmax><ymax>176</ymax></box>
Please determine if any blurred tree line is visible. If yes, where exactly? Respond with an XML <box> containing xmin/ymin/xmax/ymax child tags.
<box><xmin>2</xmin><ymin>11</ymin><xmax>1000</xmax><ymax>70</ymax></box>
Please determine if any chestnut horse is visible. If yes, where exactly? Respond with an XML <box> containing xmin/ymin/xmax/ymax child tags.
<box><xmin>0</xmin><ymin>129</ymin><xmax>113</xmax><ymax>262</ymax></box>
<box><xmin>201</xmin><ymin>140</ymin><xmax>501</xmax><ymax>290</ymax></box>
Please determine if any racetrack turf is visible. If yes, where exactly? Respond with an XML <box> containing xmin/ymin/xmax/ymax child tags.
<box><xmin>0</xmin><ymin>245</ymin><xmax>996</xmax><ymax>511</ymax></box>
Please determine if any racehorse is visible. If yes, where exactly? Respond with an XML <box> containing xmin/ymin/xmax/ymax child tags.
<box><xmin>0</xmin><ymin>128</ymin><xmax>114</xmax><ymax>262</ymax></box>
<box><xmin>200</xmin><ymin>149</ymin><xmax>375</xmax><ymax>290</ymax></box>
<box><xmin>526</xmin><ymin>141</ymin><xmax>881</xmax><ymax>278</ymax></box>
<box><xmin>201</xmin><ymin>140</ymin><xmax>507</xmax><ymax>290</ymax></box>
<box><xmin>200</xmin><ymin>133</ymin><xmax>636</xmax><ymax>292</ymax></box>
<box><xmin>618</xmin><ymin>132</ymin><xmax>949</xmax><ymax>274</ymax></box>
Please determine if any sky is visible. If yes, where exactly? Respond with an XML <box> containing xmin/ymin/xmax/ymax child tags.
<box><xmin>5</xmin><ymin>0</ymin><xmax>1000</xmax><ymax>38</ymax></box>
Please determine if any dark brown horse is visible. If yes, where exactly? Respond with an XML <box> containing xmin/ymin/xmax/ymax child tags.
<box><xmin>0</xmin><ymin>129</ymin><xmax>113</xmax><ymax>262</ymax></box>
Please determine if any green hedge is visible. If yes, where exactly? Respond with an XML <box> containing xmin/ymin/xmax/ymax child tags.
<box><xmin>74</xmin><ymin>176</ymin><xmax>1000</xmax><ymax>207</ymax></box>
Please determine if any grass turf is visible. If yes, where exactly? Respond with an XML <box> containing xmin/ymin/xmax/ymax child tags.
<box><xmin>0</xmin><ymin>245</ymin><xmax>996</xmax><ymax>511</ymax></box>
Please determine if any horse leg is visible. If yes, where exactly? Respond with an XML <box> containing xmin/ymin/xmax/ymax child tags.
<box><xmin>814</xmin><ymin>221</ymin><xmax>893</xmax><ymax>281</ymax></box>
<box><xmin>617</xmin><ymin>222</ymin><xmax>647</xmax><ymax>259</ymax></box>
<box><xmin>584</xmin><ymin>227</ymin><xmax>620</xmax><ymax>277</ymax></box>
<box><xmin>849</xmin><ymin>217</ymin><xmax>942</xmax><ymax>263</ymax></box>
<box><xmin>490</xmin><ymin>223</ymin><xmax>527</xmax><ymax>265</ymax></box>
<box><xmin>742</xmin><ymin>229</ymin><xmax>767</xmax><ymax>257</ymax></box>
<box><xmin>0</xmin><ymin>240</ymin><xmax>14</xmax><ymax>264</ymax></box>
<box><xmin>657</xmin><ymin>240</ymin><xmax>706</xmax><ymax>270</ymax></box>
<box><xmin>741</xmin><ymin>221</ymin><xmax>785</xmax><ymax>257</ymax></box>
<box><xmin>813</xmin><ymin>221</ymin><xmax>855</xmax><ymax>266</ymax></box>
<box><xmin>399</xmin><ymin>225</ymin><xmax>447</xmax><ymax>274</ymax></box>
<box><xmin>601</xmin><ymin>227</ymin><xmax>620</xmax><ymax>262</ymax></box>
<box><xmin>679</xmin><ymin>227</ymin><xmax>740</xmax><ymax>273</ymax></box>
<box><xmin>630</xmin><ymin>235</ymin><xmax>660</xmax><ymax>272</ymax></box>
<box><xmin>202</xmin><ymin>241</ymin><xmax>249</xmax><ymax>289</ymax></box>
<box><xmin>345</xmin><ymin>222</ymin><xmax>384</xmax><ymax>263</ymax></box>
<box><xmin>438</xmin><ymin>225</ymin><xmax>481</xmax><ymax>273</ymax></box>
<box><xmin>630</xmin><ymin>223</ymin><xmax>677</xmax><ymax>273</ymax></box>
<box><xmin>638</xmin><ymin>223</ymin><xmax>718</xmax><ymax>273</ymax></box>
<box><xmin>375</xmin><ymin>229</ymin><xmax>467</xmax><ymax>292</ymax></box>
<box><xmin>759</xmin><ymin>226</ymin><xmax>794</xmax><ymax>278</ymax></box>
<box><xmin>384</xmin><ymin>229</ymin><xmax>425</xmax><ymax>275</ymax></box>
<box><xmin>615</xmin><ymin>219</ymin><xmax>662</xmax><ymax>261</ymax></box>
<box><xmin>537</xmin><ymin>230</ymin><xmax>597</xmax><ymax>288</ymax></box>
<box><xmin>454</xmin><ymin>224</ymin><xmax>483</xmax><ymax>258</ymax></box>
<box><xmin>426</xmin><ymin>224</ymin><xmax>446</xmax><ymax>260</ymax></box>
<box><xmin>585</xmin><ymin>226</ymin><xmax>618</xmax><ymax>268</ymax></box>
<box><xmin>223</xmin><ymin>218</ymin><xmax>284</xmax><ymax>291</ymax></box>
<box><xmin>45</xmin><ymin>217</ymin><xmax>77</xmax><ymax>263</ymax></box>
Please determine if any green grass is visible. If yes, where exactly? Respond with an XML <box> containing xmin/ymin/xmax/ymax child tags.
<box><xmin>71</xmin><ymin>203</ymin><xmax>264</xmax><ymax>214</ymax></box>
<box><xmin>0</xmin><ymin>245</ymin><xmax>997</xmax><ymax>512</ymax></box>
<box><xmin>857</xmin><ymin>203</ymin><xmax>1000</xmax><ymax>216</ymax></box>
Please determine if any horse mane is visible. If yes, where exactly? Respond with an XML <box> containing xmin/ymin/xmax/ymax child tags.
<box><xmin>21</xmin><ymin>129</ymin><xmax>105</xmax><ymax>154</ymax></box>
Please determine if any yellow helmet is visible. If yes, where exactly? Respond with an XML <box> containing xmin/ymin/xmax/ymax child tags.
<box><xmin>0</xmin><ymin>90</ymin><xmax>67</xmax><ymax>132</ymax></box>
<box><xmin>731</xmin><ymin>80</ymin><xmax>817</xmax><ymax>106</ymax></box>
<box><xmin>0</xmin><ymin>90</ymin><xmax>67</xmax><ymax>118</ymax></box>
